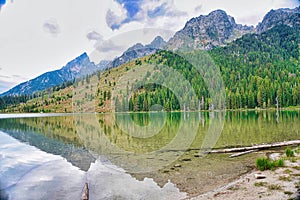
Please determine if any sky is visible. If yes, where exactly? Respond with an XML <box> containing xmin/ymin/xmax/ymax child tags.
<box><xmin>0</xmin><ymin>0</ymin><xmax>299</xmax><ymax>93</ymax></box>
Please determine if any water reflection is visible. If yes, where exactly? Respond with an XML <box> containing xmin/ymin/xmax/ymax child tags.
<box><xmin>0</xmin><ymin>111</ymin><xmax>299</xmax><ymax>198</ymax></box>
<box><xmin>0</xmin><ymin>131</ymin><xmax>85</xmax><ymax>199</ymax></box>
<box><xmin>74</xmin><ymin>112</ymin><xmax>200</xmax><ymax>173</ymax></box>
<box><xmin>0</xmin><ymin>182</ymin><xmax>8</xmax><ymax>200</ymax></box>
<box><xmin>0</xmin><ymin>111</ymin><xmax>299</xmax><ymax>172</ymax></box>
<box><xmin>0</xmin><ymin>117</ymin><xmax>94</xmax><ymax>171</ymax></box>
<box><xmin>0</xmin><ymin>131</ymin><xmax>186</xmax><ymax>200</ymax></box>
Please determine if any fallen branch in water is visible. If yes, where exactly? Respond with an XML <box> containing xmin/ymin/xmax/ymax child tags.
<box><xmin>158</xmin><ymin>140</ymin><xmax>300</xmax><ymax>154</ymax></box>
<box><xmin>229</xmin><ymin>149</ymin><xmax>258</xmax><ymax>158</ymax></box>
<box><xmin>209</xmin><ymin>140</ymin><xmax>300</xmax><ymax>154</ymax></box>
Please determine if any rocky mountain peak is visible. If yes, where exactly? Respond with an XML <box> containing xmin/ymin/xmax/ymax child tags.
<box><xmin>62</xmin><ymin>52</ymin><xmax>89</xmax><ymax>70</ymax></box>
<box><xmin>127</xmin><ymin>43</ymin><xmax>144</xmax><ymax>52</ymax></box>
<box><xmin>147</xmin><ymin>36</ymin><xmax>166</xmax><ymax>49</ymax></box>
<box><xmin>257</xmin><ymin>6</ymin><xmax>300</xmax><ymax>33</ymax></box>
<box><xmin>167</xmin><ymin>9</ymin><xmax>254</xmax><ymax>50</ymax></box>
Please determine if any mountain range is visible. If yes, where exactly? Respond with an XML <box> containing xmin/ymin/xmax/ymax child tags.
<box><xmin>1</xmin><ymin>6</ymin><xmax>299</xmax><ymax>97</ymax></box>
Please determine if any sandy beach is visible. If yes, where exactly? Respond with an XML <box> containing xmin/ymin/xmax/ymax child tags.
<box><xmin>190</xmin><ymin>150</ymin><xmax>300</xmax><ymax>200</ymax></box>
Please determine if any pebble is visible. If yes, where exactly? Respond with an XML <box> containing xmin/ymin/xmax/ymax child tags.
<box><xmin>269</xmin><ymin>153</ymin><xmax>281</xmax><ymax>161</ymax></box>
<box><xmin>254</xmin><ymin>173</ymin><xmax>266</xmax><ymax>179</ymax></box>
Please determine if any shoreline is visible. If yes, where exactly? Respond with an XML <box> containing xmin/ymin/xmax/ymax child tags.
<box><xmin>188</xmin><ymin>149</ymin><xmax>300</xmax><ymax>200</ymax></box>
<box><xmin>1</xmin><ymin>106</ymin><xmax>300</xmax><ymax>114</ymax></box>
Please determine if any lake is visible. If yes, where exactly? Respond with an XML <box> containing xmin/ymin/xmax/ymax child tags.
<box><xmin>0</xmin><ymin>110</ymin><xmax>299</xmax><ymax>199</ymax></box>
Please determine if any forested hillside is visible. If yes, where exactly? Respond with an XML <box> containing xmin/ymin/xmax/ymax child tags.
<box><xmin>126</xmin><ymin>25</ymin><xmax>300</xmax><ymax>111</ymax></box>
<box><xmin>213</xmin><ymin>25</ymin><xmax>299</xmax><ymax>109</ymax></box>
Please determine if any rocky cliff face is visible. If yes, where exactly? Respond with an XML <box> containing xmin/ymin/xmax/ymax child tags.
<box><xmin>167</xmin><ymin>10</ymin><xmax>254</xmax><ymax>50</ymax></box>
<box><xmin>257</xmin><ymin>6</ymin><xmax>300</xmax><ymax>33</ymax></box>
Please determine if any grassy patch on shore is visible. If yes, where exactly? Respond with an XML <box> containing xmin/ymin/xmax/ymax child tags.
<box><xmin>254</xmin><ymin>182</ymin><xmax>267</xmax><ymax>187</ymax></box>
<box><xmin>256</xmin><ymin>157</ymin><xmax>284</xmax><ymax>171</ymax></box>
<box><xmin>286</xmin><ymin>147</ymin><xmax>295</xmax><ymax>157</ymax></box>
<box><xmin>268</xmin><ymin>184</ymin><xmax>282</xmax><ymax>190</ymax></box>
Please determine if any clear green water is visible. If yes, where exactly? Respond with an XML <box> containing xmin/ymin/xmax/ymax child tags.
<box><xmin>0</xmin><ymin>110</ymin><xmax>299</xmax><ymax>199</ymax></box>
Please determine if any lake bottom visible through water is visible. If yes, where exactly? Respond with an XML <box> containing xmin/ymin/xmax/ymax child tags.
<box><xmin>0</xmin><ymin>110</ymin><xmax>299</xmax><ymax>199</ymax></box>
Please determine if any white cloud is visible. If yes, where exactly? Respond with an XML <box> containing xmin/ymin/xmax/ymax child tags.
<box><xmin>95</xmin><ymin>40</ymin><xmax>124</xmax><ymax>52</ymax></box>
<box><xmin>0</xmin><ymin>80</ymin><xmax>17</xmax><ymax>94</ymax></box>
<box><xmin>43</xmin><ymin>19</ymin><xmax>61</xmax><ymax>37</ymax></box>
<box><xmin>105</xmin><ymin>1</ymin><xmax>128</xmax><ymax>30</ymax></box>
<box><xmin>106</xmin><ymin>0</ymin><xmax>189</xmax><ymax>30</ymax></box>
<box><xmin>128</xmin><ymin>0</ymin><xmax>199</xmax><ymax>32</ymax></box>
<box><xmin>0</xmin><ymin>74</ymin><xmax>28</xmax><ymax>93</ymax></box>
<box><xmin>86</xmin><ymin>30</ymin><xmax>103</xmax><ymax>42</ymax></box>
<box><xmin>144</xmin><ymin>0</ymin><xmax>187</xmax><ymax>18</ymax></box>
<box><xmin>194</xmin><ymin>5</ymin><xmax>203</xmax><ymax>13</ymax></box>
<box><xmin>106</xmin><ymin>9</ymin><xmax>123</xmax><ymax>30</ymax></box>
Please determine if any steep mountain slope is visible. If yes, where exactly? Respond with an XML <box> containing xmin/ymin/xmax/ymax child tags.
<box><xmin>211</xmin><ymin>24</ymin><xmax>300</xmax><ymax>108</ymax></box>
<box><xmin>1</xmin><ymin>53</ymin><xmax>103</xmax><ymax>96</ymax></box>
<box><xmin>167</xmin><ymin>9</ymin><xmax>254</xmax><ymax>50</ymax></box>
<box><xmin>257</xmin><ymin>6</ymin><xmax>300</xmax><ymax>33</ymax></box>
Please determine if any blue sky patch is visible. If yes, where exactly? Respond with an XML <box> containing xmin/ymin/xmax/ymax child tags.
<box><xmin>117</xmin><ymin>0</ymin><xmax>142</xmax><ymax>18</ymax></box>
<box><xmin>0</xmin><ymin>0</ymin><xmax>6</xmax><ymax>6</ymax></box>
<box><xmin>107</xmin><ymin>0</ymin><xmax>144</xmax><ymax>30</ymax></box>
<box><xmin>111</xmin><ymin>23</ymin><xmax>121</xmax><ymax>30</ymax></box>
<box><xmin>147</xmin><ymin>3</ymin><xmax>167</xmax><ymax>18</ymax></box>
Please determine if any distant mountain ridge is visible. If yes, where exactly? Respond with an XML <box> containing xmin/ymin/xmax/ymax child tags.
<box><xmin>1</xmin><ymin>53</ymin><xmax>104</xmax><ymax>96</ymax></box>
<box><xmin>107</xmin><ymin>36</ymin><xmax>166</xmax><ymax>69</ymax></box>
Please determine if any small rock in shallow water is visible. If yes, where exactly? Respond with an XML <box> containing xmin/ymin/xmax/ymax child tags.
<box><xmin>174</xmin><ymin>164</ymin><xmax>181</xmax><ymax>168</ymax></box>
<box><xmin>181</xmin><ymin>158</ymin><xmax>192</xmax><ymax>162</ymax></box>
<box><xmin>254</xmin><ymin>173</ymin><xmax>266</xmax><ymax>179</ymax></box>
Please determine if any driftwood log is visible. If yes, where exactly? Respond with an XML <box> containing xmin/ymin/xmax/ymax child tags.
<box><xmin>81</xmin><ymin>183</ymin><xmax>89</xmax><ymax>200</ymax></box>
<box><xmin>229</xmin><ymin>149</ymin><xmax>258</xmax><ymax>158</ymax></box>
<box><xmin>210</xmin><ymin>140</ymin><xmax>300</xmax><ymax>154</ymax></box>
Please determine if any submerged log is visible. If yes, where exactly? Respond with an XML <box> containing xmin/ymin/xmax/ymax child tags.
<box><xmin>81</xmin><ymin>183</ymin><xmax>89</xmax><ymax>200</ymax></box>
<box><xmin>210</xmin><ymin>140</ymin><xmax>300</xmax><ymax>154</ymax></box>
<box><xmin>229</xmin><ymin>149</ymin><xmax>258</xmax><ymax>158</ymax></box>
